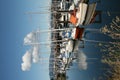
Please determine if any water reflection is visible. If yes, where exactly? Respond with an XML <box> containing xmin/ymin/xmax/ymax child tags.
<box><xmin>49</xmin><ymin>0</ymin><xmax>120</xmax><ymax>80</ymax></box>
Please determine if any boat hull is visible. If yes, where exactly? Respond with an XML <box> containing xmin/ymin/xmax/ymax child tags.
<box><xmin>84</xmin><ymin>2</ymin><xmax>97</xmax><ymax>25</ymax></box>
<box><xmin>71</xmin><ymin>27</ymin><xmax>84</xmax><ymax>40</ymax></box>
<box><xmin>76</xmin><ymin>3</ymin><xmax>88</xmax><ymax>26</ymax></box>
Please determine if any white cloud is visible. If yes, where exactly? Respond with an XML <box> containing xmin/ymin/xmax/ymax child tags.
<box><xmin>21</xmin><ymin>51</ymin><xmax>32</xmax><ymax>71</ymax></box>
<box><xmin>32</xmin><ymin>46</ymin><xmax>40</xmax><ymax>63</ymax></box>
<box><xmin>24</xmin><ymin>32</ymin><xmax>36</xmax><ymax>44</ymax></box>
<box><xmin>78</xmin><ymin>51</ymin><xmax>87</xmax><ymax>70</ymax></box>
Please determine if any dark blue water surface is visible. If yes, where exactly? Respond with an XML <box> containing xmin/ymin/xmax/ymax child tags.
<box><xmin>67</xmin><ymin>0</ymin><xmax>120</xmax><ymax>80</ymax></box>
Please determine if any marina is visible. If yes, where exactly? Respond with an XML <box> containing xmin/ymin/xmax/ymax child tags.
<box><xmin>48</xmin><ymin>0</ymin><xmax>103</xmax><ymax>80</ymax></box>
<box><xmin>22</xmin><ymin>0</ymin><xmax>120</xmax><ymax>80</ymax></box>
<box><xmin>1</xmin><ymin>0</ymin><xmax>120</xmax><ymax>80</ymax></box>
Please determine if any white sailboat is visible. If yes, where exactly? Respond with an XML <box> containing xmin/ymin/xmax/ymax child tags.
<box><xmin>84</xmin><ymin>2</ymin><xmax>97</xmax><ymax>25</ymax></box>
<box><xmin>69</xmin><ymin>3</ymin><xmax>88</xmax><ymax>26</ymax></box>
<box><xmin>76</xmin><ymin>3</ymin><xmax>88</xmax><ymax>26</ymax></box>
<box><xmin>69</xmin><ymin>1</ymin><xmax>98</xmax><ymax>26</ymax></box>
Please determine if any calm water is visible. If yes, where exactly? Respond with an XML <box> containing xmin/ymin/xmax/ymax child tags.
<box><xmin>66</xmin><ymin>0</ymin><xmax>120</xmax><ymax>80</ymax></box>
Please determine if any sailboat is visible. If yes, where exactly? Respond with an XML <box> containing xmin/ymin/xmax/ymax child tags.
<box><xmin>71</xmin><ymin>27</ymin><xmax>84</xmax><ymax>40</ymax></box>
<box><xmin>69</xmin><ymin>3</ymin><xmax>88</xmax><ymax>26</ymax></box>
<box><xmin>83</xmin><ymin>2</ymin><xmax>97</xmax><ymax>25</ymax></box>
<box><xmin>69</xmin><ymin>2</ymin><xmax>97</xmax><ymax>26</ymax></box>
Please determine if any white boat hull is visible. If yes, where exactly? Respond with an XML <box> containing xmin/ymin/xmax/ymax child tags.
<box><xmin>84</xmin><ymin>2</ymin><xmax>97</xmax><ymax>25</ymax></box>
<box><xmin>65</xmin><ymin>39</ymin><xmax>80</xmax><ymax>53</ymax></box>
<box><xmin>76</xmin><ymin>3</ymin><xmax>88</xmax><ymax>26</ymax></box>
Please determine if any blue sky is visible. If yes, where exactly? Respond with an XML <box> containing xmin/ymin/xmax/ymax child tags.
<box><xmin>0</xmin><ymin>0</ymin><xmax>51</xmax><ymax>80</ymax></box>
